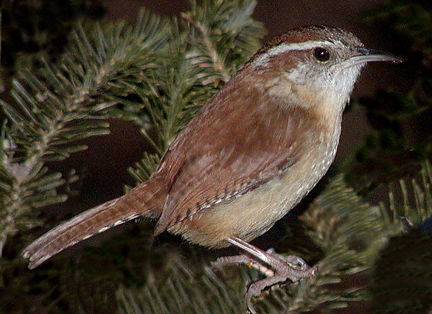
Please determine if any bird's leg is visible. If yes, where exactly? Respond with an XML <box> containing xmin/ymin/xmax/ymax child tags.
<box><xmin>212</xmin><ymin>236</ymin><xmax>317</xmax><ymax>314</ymax></box>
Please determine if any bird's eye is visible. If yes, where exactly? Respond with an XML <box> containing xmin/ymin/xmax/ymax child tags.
<box><xmin>314</xmin><ymin>47</ymin><xmax>330</xmax><ymax>62</ymax></box>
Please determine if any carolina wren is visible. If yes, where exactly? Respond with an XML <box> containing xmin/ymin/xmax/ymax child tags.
<box><xmin>23</xmin><ymin>25</ymin><xmax>401</xmax><ymax>284</ymax></box>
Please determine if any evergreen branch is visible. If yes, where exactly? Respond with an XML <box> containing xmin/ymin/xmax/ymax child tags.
<box><xmin>182</xmin><ymin>0</ymin><xmax>265</xmax><ymax>85</ymax></box>
<box><xmin>0</xmin><ymin>9</ymin><xmax>170</xmax><ymax>257</ymax></box>
<box><xmin>378</xmin><ymin>160</ymin><xmax>432</xmax><ymax>227</ymax></box>
<box><xmin>127</xmin><ymin>0</ymin><xmax>265</xmax><ymax>183</ymax></box>
<box><xmin>251</xmin><ymin>176</ymin><xmax>384</xmax><ymax>312</ymax></box>
<box><xmin>114</xmin><ymin>173</ymin><xmax>402</xmax><ymax>313</ymax></box>
<box><xmin>370</xmin><ymin>160</ymin><xmax>432</xmax><ymax>312</ymax></box>
<box><xmin>117</xmin><ymin>162</ymin><xmax>432</xmax><ymax>313</ymax></box>
<box><xmin>282</xmin><ymin>161</ymin><xmax>432</xmax><ymax>312</ymax></box>
<box><xmin>183</xmin><ymin>12</ymin><xmax>231</xmax><ymax>83</ymax></box>
<box><xmin>0</xmin><ymin>0</ymin><xmax>428</xmax><ymax>313</ymax></box>
<box><xmin>117</xmin><ymin>255</ymin><xmax>246</xmax><ymax>314</ymax></box>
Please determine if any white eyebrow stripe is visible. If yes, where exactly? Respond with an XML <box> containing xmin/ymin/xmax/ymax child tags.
<box><xmin>251</xmin><ymin>40</ymin><xmax>333</xmax><ymax>68</ymax></box>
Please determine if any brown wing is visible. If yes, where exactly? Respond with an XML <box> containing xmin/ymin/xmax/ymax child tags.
<box><xmin>153</xmin><ymin>82</ymin><xmax>312</xmax><ymax>235</ymax></box>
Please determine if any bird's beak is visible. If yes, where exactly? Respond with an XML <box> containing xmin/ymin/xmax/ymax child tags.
<box><xmin>351</xmin><ymin>46</ymin><xmax>403</xmax><ymax>64</ymax></box>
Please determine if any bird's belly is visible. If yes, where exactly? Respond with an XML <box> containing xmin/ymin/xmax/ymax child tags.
<box><xmin>171</xmin><ymin>145</ymin><xmax>336</xmax><ymax>248</ymax></box>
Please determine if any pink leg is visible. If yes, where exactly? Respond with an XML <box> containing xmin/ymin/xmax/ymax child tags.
<box><xmin>213</xmin><ymin>236</ymin><xmax>317</xmax><ymax>314</ymax></box>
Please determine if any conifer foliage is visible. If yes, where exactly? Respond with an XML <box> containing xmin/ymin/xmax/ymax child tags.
<box><xmin>1</xmin><ymin>0</ymin><xmax>431</xmax><ymax>313</ymax></box>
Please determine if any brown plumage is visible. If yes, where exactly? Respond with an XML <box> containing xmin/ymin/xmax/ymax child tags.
<box><xmin>23</xmin><ymin>25</ymin><xmax>401</xmax><ymax>270</ymax></box>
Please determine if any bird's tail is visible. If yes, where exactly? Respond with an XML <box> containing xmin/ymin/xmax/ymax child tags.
<box><xmin>23</xmin><ymin>181</ymin><xmax>165</xmax><ymax>269</ymax></box>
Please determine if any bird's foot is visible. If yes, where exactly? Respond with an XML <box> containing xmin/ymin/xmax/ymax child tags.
<box><xmin>212</xmin><ymin>237</ymin><xmax>317</xmax><ymax>314</ymax></box>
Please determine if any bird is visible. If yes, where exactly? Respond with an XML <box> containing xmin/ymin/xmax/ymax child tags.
<box><xmin>23</xmin><ymin>25</ymin><xmax>401</xmax><ymax>286</ymax></box>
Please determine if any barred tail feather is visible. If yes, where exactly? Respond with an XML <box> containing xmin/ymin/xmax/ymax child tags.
<box><xmin>23</xmin><ymin>182</ymin><xmax>165</xmax><ymax>269</ymax></box>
